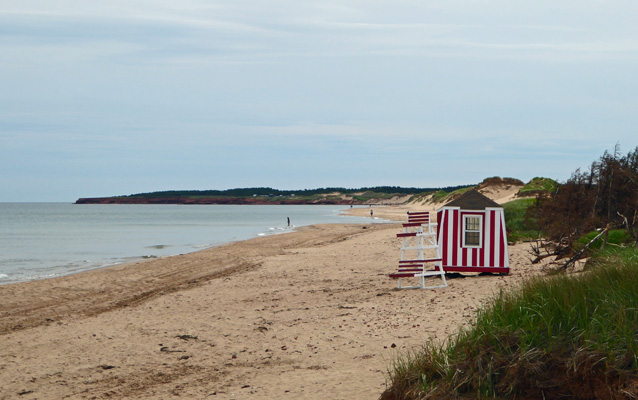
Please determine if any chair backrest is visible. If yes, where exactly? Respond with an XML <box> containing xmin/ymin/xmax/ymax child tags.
<box><xmin>407</xmin><ymin>211</ymin><xmax>429</xmax><ymax>225</ymax></box>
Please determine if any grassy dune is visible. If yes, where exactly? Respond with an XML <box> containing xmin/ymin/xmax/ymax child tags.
<box><xmin>382</xmin><ymin>247</ymin><xmax>638</xmax><ymax>399</ymax></box>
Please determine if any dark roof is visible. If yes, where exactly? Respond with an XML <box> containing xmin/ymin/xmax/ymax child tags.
<box><xmin>443</xmin><ymin>189</ymin><xmax>502</xmax><ymax>210</ymax></box>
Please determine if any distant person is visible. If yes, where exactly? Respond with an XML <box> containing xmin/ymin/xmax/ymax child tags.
<box><xmin>287</xmin><ymin>217</ymin><xmax>290</xmax><ymax>227</ymax></box>
<box><xmin>370</xmin><ymin>209</ymin><xmax>373</xmax><ymax>218</ymax></box>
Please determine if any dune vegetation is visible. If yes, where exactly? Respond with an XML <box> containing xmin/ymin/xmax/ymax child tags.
<box><xmin>381</xmin><ymin>246</ymin><xmax>638</xmax><ymax>399</ymax></box>
<box><xmin>382</xmin><ymin>146</ymin><xmax>638</xmax><ymax>399</ymax></box>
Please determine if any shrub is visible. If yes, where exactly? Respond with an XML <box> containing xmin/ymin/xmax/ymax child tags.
<box><xmin>503</xmin><ymin>198</ymin><xmax>539</xmax><ymax>242</ymax></box>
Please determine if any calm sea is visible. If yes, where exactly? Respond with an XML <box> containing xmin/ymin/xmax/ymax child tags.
<box><xmin>0</xmin><ymin>203</ymin><xmax>383</xmax><ymax>285</ymax></box>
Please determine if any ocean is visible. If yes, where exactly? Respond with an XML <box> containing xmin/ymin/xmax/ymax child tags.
<box><xmin>0</xmin><ymin>203</ymin><xmax>383</xmax><ymax>285</ymax></box>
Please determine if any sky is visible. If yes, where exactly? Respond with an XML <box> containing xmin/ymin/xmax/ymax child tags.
<box><xmin>1</xmin><ymin>1</ymin><xmax>637</xmax><ymax>202</ymax></box>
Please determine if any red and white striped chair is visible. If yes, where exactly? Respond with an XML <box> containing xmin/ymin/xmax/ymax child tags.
<box><xmin>389</xmin><ymin>211</ymin><xmax>447</xmax><ymax>289</ymax></box>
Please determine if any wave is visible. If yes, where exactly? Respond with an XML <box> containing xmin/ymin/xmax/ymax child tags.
<box><xmin>146</xmin><ymin>244</ymin><xmax>169</xmax><ymax>249</ymax></box>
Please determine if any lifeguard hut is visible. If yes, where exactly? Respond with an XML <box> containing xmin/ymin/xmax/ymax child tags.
<box><xmin>436</xmin><ymin>190</ymin><xmax>510</xmax><ymax>274</ymax></box>
<box><xmin>389</xmin><ymin>190</ymin><xmax>510</xmax><ymax>289</ymax></box>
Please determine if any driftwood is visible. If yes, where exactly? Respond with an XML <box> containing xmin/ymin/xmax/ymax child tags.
<box><xmin>559</xmin><ymin>225</ymin><xmax>610</xmax><ymax>271</ymax></box>
<box><xmin>529</xmin><ymin>238</ymin><xmax>570</xmax><ymax>264</ymax></box>
<box><xmin>531</xmin><ymin>252</ymin><xmax>556</xmax><ymax>264</ymax></box>
<box><xmin>617</xmin><ymin>211</ymin><xmax>638</xmax><ymax>247</ymax></box>
<box><xmin>617</xmin><ymin>211</ymin><xmax>629</xmax><ymax>230</ymax></box>
<box><xmin>529</xmin><ymin>239</ymin><xmax>551</xmax><ymax>264</ymax></box>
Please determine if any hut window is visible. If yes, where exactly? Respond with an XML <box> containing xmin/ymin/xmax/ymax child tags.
<box><xmin>462</xmin><ymin>215</ymin><xmax>482</xmax><ymax>247</ymax></box>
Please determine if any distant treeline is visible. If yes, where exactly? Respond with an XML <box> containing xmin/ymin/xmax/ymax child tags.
<box><xmin>121</xmin><ymin>185</ymin><xmax>475</xmax><ymax>199</ymax></box>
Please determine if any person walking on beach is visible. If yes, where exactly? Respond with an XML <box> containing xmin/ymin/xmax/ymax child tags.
<box><xmin>370</xmin><ymin>209</ymin><xmax>373</xmax><ymax>218</ymax></box>
<box><xmin>287</xmin><ymin>217</ymin><xmax>290</xmax><ymax>227</ymax></box>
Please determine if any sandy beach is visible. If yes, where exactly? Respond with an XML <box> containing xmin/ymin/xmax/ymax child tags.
<box><xmin>0</xmin><ymin>199</ymin><xmax>546</xmax><ymax>399</ymax></box>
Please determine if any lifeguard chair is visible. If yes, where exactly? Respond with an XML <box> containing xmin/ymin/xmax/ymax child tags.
<box><xmin>389</xmin><ymin>190</ymin><xmax>510</xmax><ymax>289</ymax></box>
<box><xmin>389</xmin><ymin>211</ymin><xmax>447</xmax><ymax>289</ymax></box>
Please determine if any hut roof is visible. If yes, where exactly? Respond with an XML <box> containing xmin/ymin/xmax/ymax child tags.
<box><xmin>443</xmin><ymin>189</ymin><xmax>502</xmax><ymax>210</ymax></box>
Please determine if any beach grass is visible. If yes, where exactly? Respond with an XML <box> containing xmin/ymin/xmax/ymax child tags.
<box><xmin>517</xmin><ymin>177</ymin><xmax>559</xmax><ymax>197</ymax></box>
<box><xmin>427</xmin><ymin>187</ymin><xmax>477</xmax><ymax>204</ymax></box>
<box><xmin>503</xmin><ymin>198</ymin><xmax>540</xmax><ymax>242</ymax></box>
<box><xmin>354</xmin><ymin>191</ymin><xmax>401</xmax><ymax>202</ymax></box>
<box><xmin>381</xmin><ymin>246</ymin><xmax>638</xmax><ymax>399</ymax></box>
<box><xmin>577</xmin><ymin>229</ymin><xmax>633</xmax><ymax>252</ymax></box>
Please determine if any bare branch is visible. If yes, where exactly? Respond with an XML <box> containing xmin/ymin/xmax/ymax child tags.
<box><xmin>559</xmin><ymin>225</ymin><xmax>610</xmax><ymax>271</ymax></box>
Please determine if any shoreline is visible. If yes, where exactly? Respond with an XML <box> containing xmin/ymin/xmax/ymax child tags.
<box><xmin>0</xmin><ymin>223</ymin><xmax>389</xmax><ymax>334</ymax></box>
<box><xmin>0</xmin><ymin>207</ymin><xmax>545</xmax><ymax>399</ymax></box>
<box><xmin>0</xmin><ymin>204</ymin><xmax>386</xmax><ymax>287</ymax></box>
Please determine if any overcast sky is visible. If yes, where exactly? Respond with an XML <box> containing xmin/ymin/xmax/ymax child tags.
<box><xmin>1</xmin><ymin>1</ymin><xmax>637</xmax><ymax>201</ymax></box>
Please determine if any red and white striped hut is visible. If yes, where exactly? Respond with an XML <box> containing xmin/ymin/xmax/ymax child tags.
<box><xmin>436</xmin><ymin>190</ymin><xmax>510</xmax><ymax>274</ymax></box>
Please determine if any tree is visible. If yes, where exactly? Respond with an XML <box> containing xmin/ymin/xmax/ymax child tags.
<box><xmin>532</xmin><ymin>145</ymin><xmax>638</xmax><ymax>246</ymax></box>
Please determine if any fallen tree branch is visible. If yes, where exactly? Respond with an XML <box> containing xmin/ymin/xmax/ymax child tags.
<box><xmin>529</xmin><ymin>238</ymin><xmax>571</xmax><ymax>264</ymax></box>
<box><xmin>531</xmin><ymin>253</ymin><xmax>558</xmax><ymax>264</ymax></box>
<box><xmin>617</xmin><ymin>210</ymin><xmax>638</xmax><ymax>247</ymax></box>
<box><xmin>560</xmin><ymin>225</ymin><xmax>610</xmax><ymax>271</ymax></box>
<box><xmin>617</xmin><ymin>211</ymin><xmax>629</xmax><ymax>229</ymax></box>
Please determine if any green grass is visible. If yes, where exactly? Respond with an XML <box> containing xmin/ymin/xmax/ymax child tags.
<box><xmin>360</xmin><ymin>191</ymin><xmax>397</xmax><ymax>200</ymax></box>
<box><xmin>408</xmin><ymin>187</ymin><xmax>478</xmax><ymax>205</ymax></box>
<box><xmin>428</xmin><ymin>190</ymin><xmax>449</xmax><ymax>203</ymax></box>
<box><xmin>577</xmin><ymin>229</ymin><xmax>633</xmax><ymax>253</ymax></box>
<box><xmin>518</xmin><ymin>177</ymin><xmax>560</xmax><ymax>196</ymax></box>
<box><xmin>406</xmin><ymin>193</ymin><xmax>432</xmax><ymax>204</ymax></box>
<box><xmin>447</xmin><ymin>186</ymin><xmax>475</xmax><ymax>198</ymax></box>
<box><xmin>503</xmin><ymin>198</ymin><xmax>540</xmax><ymax>242</ymax></box>
<box><xmin>382</xmin><ymin>246</ymin><xmax>638</xmax><ymax>399</ymax></box>
<box><xmin>427</xmin><ymin>187</ymin><xmax>477</xmax><ymax>204</ymax></box>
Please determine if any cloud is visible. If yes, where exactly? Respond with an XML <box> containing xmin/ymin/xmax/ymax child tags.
<box><xmin>1</xmin><ymin>0</ymin><xmax>638</xmax><ymax>200</ymax></box>
<box><xmin>3</xmin><ymin>0</ymin><xmax>637</xmax><ymax>68</ymax></box>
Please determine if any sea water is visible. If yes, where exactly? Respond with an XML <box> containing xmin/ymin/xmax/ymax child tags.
<box><xmin>0</xmin><ymin>203</ymin><xmax>384</xmax><ymax>285</ymax></box>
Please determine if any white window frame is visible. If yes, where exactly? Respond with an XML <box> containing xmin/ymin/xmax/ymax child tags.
<box><xmin>462</xmin><ymin>214</ymin><xmax>483</xmax><ymax>248</ymax></box>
